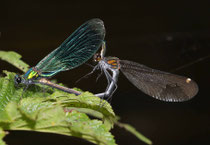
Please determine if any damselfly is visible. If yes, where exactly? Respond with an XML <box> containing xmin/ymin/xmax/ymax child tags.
<box><xmin>93</xmin><ymin>42</ymin><xmax>198</xmax><ymax>102</ymax></box>
<box><xmin>15</xmin><ymin>18</ymin><xmax>105</xmax><ymax>95</ymax></box>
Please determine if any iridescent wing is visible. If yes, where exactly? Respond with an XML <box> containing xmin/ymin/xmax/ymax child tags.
<box><xmin>120</xmin><ymin>60</ymin><xmax>198</xmax><ymax>102</ymax></box>
<box><xmin>35</xmin><ymin>18</ymin><xmax>105</xmax><ymax>77</ymax></box>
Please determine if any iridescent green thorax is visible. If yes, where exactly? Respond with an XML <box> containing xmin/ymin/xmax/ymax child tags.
<box><xmin>24</xmin><ymin>67</ymin><xmax>40</xmax><ymax>80</ymax></box>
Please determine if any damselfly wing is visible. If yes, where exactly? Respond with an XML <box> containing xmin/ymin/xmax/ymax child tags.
<box><xmin>15</xmin><ymin>18</ymin><xmax>105</xmax><ymax>95</ymax></box>
<box><xmin>35</xmin><ymin>19</ymin><xmax>105</xmax><ymax>76</ymax></box>
<box><xmin>120</xmin><ymin>60</ymin><xmax>198</xmax><ymax>102</ymax></box>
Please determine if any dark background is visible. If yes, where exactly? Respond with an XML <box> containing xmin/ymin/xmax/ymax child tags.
<box><xmin>0</xmin><ymin>1</ymin><xmax>210</xmax><ymax>145</ymax></box>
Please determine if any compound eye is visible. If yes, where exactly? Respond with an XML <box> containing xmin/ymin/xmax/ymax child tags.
<box><xmin>17</xmin><ymin>77</ymin><xmax>21</xmax><ymax>83</ymax></box>
<box><xmin>15</xmin><ymin>75</ymin><xmax>22</xmax><ymax>84</ymax></box>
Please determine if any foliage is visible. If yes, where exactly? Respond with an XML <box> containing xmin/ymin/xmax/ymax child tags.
<box><xmin>0</xmin><ymin>50</ymin><xmax>152</xmax><ymax>145</ymax></box>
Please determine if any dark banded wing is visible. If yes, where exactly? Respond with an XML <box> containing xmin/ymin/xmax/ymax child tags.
<box><xmin>120</xmin><ymin>60</ymin><xmax>198</xmax><ymax>102</ymax></box>
<box><xmin>35</xmin><ymin>18</ymin><xmax>105</xmax><ymax>76</ymax></box>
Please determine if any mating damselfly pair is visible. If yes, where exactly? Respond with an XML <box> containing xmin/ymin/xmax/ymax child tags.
<box><xmin>15</xmin><ymin>18</ymin><xmax>198</xmax><ymax>102</ymax></box>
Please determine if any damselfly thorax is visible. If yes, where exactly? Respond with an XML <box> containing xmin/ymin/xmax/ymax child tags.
<box><xmin>98</xmin><ymin>57</ymin><xmax>120</xmax><ymax>70</ymax></box>
<box><xmin>24</xmin><ymin>67</ymin><xmax>40</xmax><ymax>79</ymax></box>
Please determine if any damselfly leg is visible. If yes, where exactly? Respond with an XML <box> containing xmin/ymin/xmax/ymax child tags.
<box><xmin>93</xmin><ymin>41</ymin><xmax>120</xmax><ymax>100</ymax></box>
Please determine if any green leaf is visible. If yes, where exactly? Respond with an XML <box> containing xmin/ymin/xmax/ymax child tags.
<box><xmin>0</xmin><ymin>51</ymin><xmax>29</xmax><ymax>72</ymax></box>
<box><xmin>115</xmin><ymin>122</ymin><xmax>152</xmax><ymax>145</ymax></box>
<box><xmin>0</xmin><ymin>71</ymin><xmax>21</xmax><ymax>112</ymax></box>
<box><xmin>0</xmin><ymin>50</ymin><xmax>152</xmax><ymax>145</ymax></box>
<box><xmin>1</xmin><ymin>100</ymin><xmax>116</xmax><ymax>145</ymax></box>
<box><xmin>0</xmin><ymin>128</ymin><xmax>7</xmax><ymax>145</ymax></box>
<box><xmin>0</xmin><ymin>72</ymin><xmax>116</xmax><ymax>145</ymax></box>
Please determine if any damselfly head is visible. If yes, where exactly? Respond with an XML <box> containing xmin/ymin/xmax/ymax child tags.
<box><xmin>93</xmin><ymin>53</ymin><xmax>102</xmax><ymax>62</ymax></box>
<box><xmin>14</xmin><ymin>74</ymin><xmax>23</xmax><ymax>86</ymax></box>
